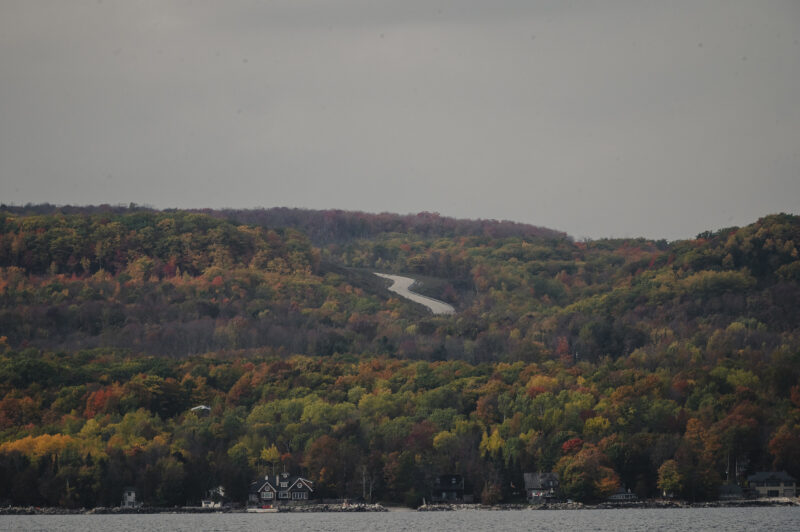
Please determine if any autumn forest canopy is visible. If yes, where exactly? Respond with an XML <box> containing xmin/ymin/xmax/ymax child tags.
<box><xmin>0</xmin><ymin>205</ymin><xmax>799</xmax><ymax>507</ymax></box>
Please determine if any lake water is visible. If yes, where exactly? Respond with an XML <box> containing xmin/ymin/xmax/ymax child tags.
<box><xmin>2</xmin><ymin>507</ymin><xmax>799</xmax><ymax>532</ymax></box>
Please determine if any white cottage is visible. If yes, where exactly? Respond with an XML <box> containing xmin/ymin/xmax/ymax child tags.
<box><xmin>121</xmin><ymin>487</ymin><xmax>138</xmax><ymax>508</ymax></box>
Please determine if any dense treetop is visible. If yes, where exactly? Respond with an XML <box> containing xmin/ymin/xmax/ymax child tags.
<box><xmin>0</xmin><ymin>206</ymin><xmax>798</xmax><ymax>507</ymax></box>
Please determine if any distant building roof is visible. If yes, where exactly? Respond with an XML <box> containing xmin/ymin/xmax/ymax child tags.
<box><xmin>524</xmin><ymin>472</ymin><xmax>559</xmax><ymax>490</ymax></box>
<box><xmin>249</xmin><ymin>472</ymin><xmax>314</xmax><ymax>494</ymax></box>
<box><xmin>747</xmin><ymin>471</ymin><xmax>795</xmax><ymax>483</ymax></box>
<box><xmin>433</xmin><ymin>475</ymin><xmax>464</xmax><ymax>487</ymax></box>
<box><xmin>190</xmin><ymin>405</ymin><xmax>211</xmax><ymax>411</ymax></box>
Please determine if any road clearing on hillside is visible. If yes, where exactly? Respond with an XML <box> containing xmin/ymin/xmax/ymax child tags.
<box><xmin>374</xmin><ymin>273</ymin><xmax>455</xmax><ymax>315</ymax></box>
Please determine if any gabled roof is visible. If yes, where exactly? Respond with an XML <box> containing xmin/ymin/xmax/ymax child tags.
<box><xmin>250</xmin><ymin>478</ymin><xmax>277</xmax><ymax>494</ymax></box>
<box><xmin>250</xmin><ymin>473</ymin><xmax>314</xmax><ymax>493</ymax></box>
<box><xmin>288</xmin><ymin>477</ymin><xmax>314</xmax><ymax>492</ymax></box>
<box><xmin>747</xmin><ymin>471</ymin><xmax>796</xmax><ymax>482</ymax></box>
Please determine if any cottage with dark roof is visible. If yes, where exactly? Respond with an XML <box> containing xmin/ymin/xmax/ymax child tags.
<box><xmin>201</xmin><ymin>485</ymin><xmax>227</xmax><ymax>508</ymax></box>
<box><xmin>430</xmin><ymin>474</ymin><xmax>466</xmax><ymax>503</ymax></box>
<box><xmin>524</xmin><ymin>472</ymin><xmax>559</xmax><ymax>503</ymax></box>
<box><xmin>747</xmin><ymin>471</ymin><xmax>796</xmax><ymax>498</ymax></box>
<box><xmin>248</xmin><ymin>472</ymin><xmax>314</xmax><ymax>507</ymax></box>
<box><xmin>607</xmin><ymin>486</ymin><xmax>637</xmax><ymax>502</ymax></box>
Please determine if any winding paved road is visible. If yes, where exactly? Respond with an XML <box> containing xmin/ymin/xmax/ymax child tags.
<box><xmin>374</xmin><ymin>273</ymin><xmax>455</xmax><ymax>315</ymax></box>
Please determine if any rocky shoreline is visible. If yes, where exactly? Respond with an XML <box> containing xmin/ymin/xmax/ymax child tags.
<box><xmin>0</xmin><ymin>502</ymin><xmax>388</xmax><ymax>515</ymax></box>
<box><xmin>3</xmin><ymin>498</ymin><xmax>797</xmax><ymax>515</ymax></box>
<box><xmin>417</xmin><ymin>498</ymin><xmax>800</xmax><ymax>511</ymax></box>
<box><xmin>273</xmin><ymin>503</ymin><xmax>387</xmax><ymax>512</ymax></box>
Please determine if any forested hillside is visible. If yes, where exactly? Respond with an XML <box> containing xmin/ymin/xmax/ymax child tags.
<box><xmin>0</xmin><ymin>206</ymin><xmax>798</xmax><ymax>507</ymax></box>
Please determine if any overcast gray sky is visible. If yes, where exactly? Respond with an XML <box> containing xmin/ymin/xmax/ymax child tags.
<box><xmin>1</xmin><ymin>1</ymin><xmax>798</xmax><ymax>240</ymax></box>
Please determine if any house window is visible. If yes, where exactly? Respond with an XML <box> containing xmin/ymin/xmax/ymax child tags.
<box><xmin>279</xmin><ymin>492</ymin><xmax>289</xmax><ymax>499</ymax></box>
<box><xmin>261</xmin><ymin>491</ymin><xmax>273</xmax><ymax>500</ymax></box>
<box><xmin>280</xmin><ymin>482</ymin><xmax>288</xmax><ymax>488</ymax></box>
<box><xmin>767</xmin><ymin>490</ymin><xmax>779</xmax><ymax>497</ymax></box>
<box><xmin>292</xmin><ymin>492</ymin><xmax>307</xmax><ymax>500</ymax></box>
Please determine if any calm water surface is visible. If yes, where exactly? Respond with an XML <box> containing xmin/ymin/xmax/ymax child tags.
<box><xmin>2</xmin><ymin>507</ymin><xmax>799</xmax><ymax>532</ymax></box>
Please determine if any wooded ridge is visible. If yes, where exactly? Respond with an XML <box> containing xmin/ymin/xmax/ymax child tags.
<box><xmin>0</xmin><ymin>205</ymin><xmax>798</xmax><ymax>507</ymax></box>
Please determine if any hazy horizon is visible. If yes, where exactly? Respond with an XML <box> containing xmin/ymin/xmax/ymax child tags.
<box><xmin>2</xmin><ymin>1</ymin><xmax>798</xmax><ymax>241</ymax></box>
<box><xmin>3</xmin><ymin>201</ymin><xmax>791</xmax><ymax>243</ymax></box>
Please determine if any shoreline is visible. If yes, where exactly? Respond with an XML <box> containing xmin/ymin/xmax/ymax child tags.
<box><xmin>418</xmin><ymin>498</ymin><xmax>800</xmax><ymax>511</ymax></box>
<box><xmin>3</xmin><ymin>499</ymin><xmax>798</xmax><ymax>516</ymax></box>
<box><xmin>0</xmin><ymin>503</ymin><xmax>389</xmax><ymax>516</ymax></box>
